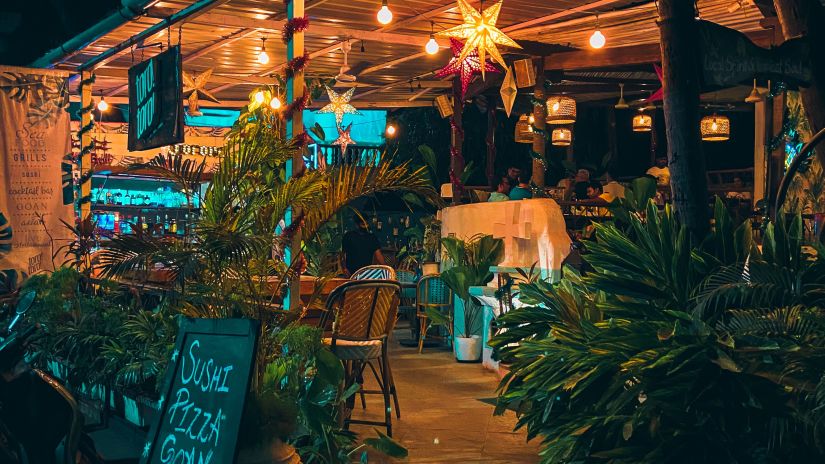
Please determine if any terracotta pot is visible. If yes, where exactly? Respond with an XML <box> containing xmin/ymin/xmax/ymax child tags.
<box><xmin>238</xmin><ymin>438</ymin><xmax>301</xmax><ymax>464</ymax></box>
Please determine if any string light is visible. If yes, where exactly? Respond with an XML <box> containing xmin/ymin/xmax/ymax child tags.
<box><xmin>425</xmin><ymin>21</ymin><xmax>439</xmax><ymax>55</ymax></box>
<box><xmin>386</xmin><ymin>124</ymin><xmax>397</xmax><ymax>136</ymax></box>
<box><xmin>257</xmin><ymin>37</ymin><xmax>270</xmax><ymax>65</ymax></box>
<box><xmin>270</xmin><ymin>95</ymin><xmax>282</xmax><ymax>110</ymax></box>
<box><xmin>97</xmin><ymin>96</ymin><xmax>109</xmax><ymax>112</ymax></box>
<box><xmin>589</xmin><ymin>15</ymin><xmax>606</xmax><ymax>49</ymax></box>
<box><xmin>377</xmin><ymin>0</ymin><xmax>393</xmax><ymax>25</ymax></box>
<box><xmin>254</xmin><ymin>90</ymin><xmax>265</xmax><ymax>104</ymax></box>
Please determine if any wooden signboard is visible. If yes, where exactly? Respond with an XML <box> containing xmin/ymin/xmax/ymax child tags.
<box><xmin>128</xmin><ymin>46</ymin><xmax>185</xmax><ymax>152</ymax></box>
<box><xmin>140</xmin><ymin>318</ymin><xmax>260</xmax><ymax>464</ymax></box>
<box><xmin>699</xmin><ymin>20</ymin><xmax>811</xmax><ymax>87</ymax></box>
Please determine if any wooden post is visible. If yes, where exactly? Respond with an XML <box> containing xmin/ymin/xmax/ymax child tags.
<box><xmin>450</xmin><ymin>77</ymin><xmax>464</xmax><ymax>205</ymax></box>
<box><xmin>766</xmin><ymin>90</ymin><xmax>787</xmax><ymax>215</ymax></box>
<box><xmin>79</xmin><ymin>71</ymin><xmax>93</xmax><ymax>221</ymax></box>
<box><xmin>531</xmin><ymin>58</ymin><xmax>546</xmax><ymax>187</ymax></box>
<box><xmin>285</xmin><ymin>0</ymin><xmax>305</xmax><ymax>310</ymax></box>
<box><xmin>486</xmin><ymin>98</ymin><xmax>497</xmax><ymax>187</ymax></box>
<box><xmin>773</xmin><ymin>0</ymin><xmax>825</xmax><ymax>166</ymax></box>
<box><xmin>658</xmin><ymin>0</ymin><xmax>710</xmax><ymax>240</ymax></box>
<box><xmin>753</xmin><ymin>99</ymin><xmax>767</xmax><ymax>203</ymax></box>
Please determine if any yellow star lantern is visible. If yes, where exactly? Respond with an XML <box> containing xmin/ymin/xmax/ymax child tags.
<box><xmin>316</xmin><ymin>86</ymin><xmax>360</xmax><ymax>127</ymax></box>
<box><xmin>437</xmin><ymin>0</ymin><xmax>521</xmax><ymax>79</ymax></box>
<box><xmin>182</xmin><ymin>68</ymin><xmax>220</xmax><ymax>117</ymax></box>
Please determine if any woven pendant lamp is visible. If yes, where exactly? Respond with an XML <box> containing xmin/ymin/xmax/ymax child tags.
<box><xmin>545</xmin><ymin>95</ymin><xmax>576</xmax><ymax>124</ymax></box>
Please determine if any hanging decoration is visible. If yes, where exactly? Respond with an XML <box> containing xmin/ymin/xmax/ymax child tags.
<box><xmin>646</xmin><ymin>64</ymin><xmax>664</xmax><ymax>103</ymax></box>
<box><xmin>434</xmin><ymin>94</ymin><xmax>454</xmax><ymax>118</ymax></box>
<box><xmin>316</xmin><ymin>86</ymin><xmax>360</xmax><ymax>126</ymax></box>
<box><xmin>500</xmin><ymin>66</ymin><xmax>517</xmax><ymax>117</ymax></box>
<box><xmin>632</xmin><ymin>112</ymin><xmax>653</xmax><ymax>132</ymax></box>
<box><xmin>551</xmin><ymin>128</ymin><xmax>572</xmax><ymax>146</ymax></box>
<box><xmin>435</xmin><ymin>38</ymin><xmax>498</xmax><ymax>99</ymax></box>
<box><xmin>182</xmin><ymin>68</ymin><xmax>220</xmax><ymax>117</ymax></box>
<box><xmin>285</xmin><ymin>52</ymin><xmax>311</xmax><ymax>79</ymax></box>
<box><xmin>545</xmin><ymin>95</ymin><xmax>576</xmax><ymax>124</ymax></box>
<box><xmin>334</xmin><ymin>123</ymin><xmax>356</xmax><ymax>154</ymax></box>
<box><xmin>515</xmin><ymin>114</ymin><xmax>533</xmax><ymax>143</ymax></box>
<box><xmin>436</xmin><ymin>0</ymin><xmax>521</xmax><ymax>79</ymax></box>
<box><xmin>282</xmin><ymin>16</ymin><xmax>309</xmax><ymax>44</ymax></box>
<box><xmin>283</xmin><ymin>92</ymin><xmax>309</xmax><ymax>121</ymax></box>
<box><xmin>512</xmin><ymin>58</ymin><xmax>535</xmax><ymax>88</ymax></box>
<box><xmin>700</xmin><ymin>114</ymin><xmax>730</xmax><ymax>141</ymax></box>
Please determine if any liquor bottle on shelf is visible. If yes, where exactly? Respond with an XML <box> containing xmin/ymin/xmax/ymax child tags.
<box><xmin>170</xmin><ymin>219</ymin><xmax>177</xmax><ymax>235</ymax></box>
<box><xmin>124</xmin><ymin>192</ymin><xmax>131</xmax><ymax>206</ymax></box>
<box><xmin>163</xmin><ymin>214</ymin><xmax>170</xmax><ymax>234</ymax></box>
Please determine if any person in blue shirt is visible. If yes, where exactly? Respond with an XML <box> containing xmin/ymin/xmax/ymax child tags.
<box><xmin>509</xmin><ymin>172</ymin><xmax>533</xmax><ymax>200</ymax></box>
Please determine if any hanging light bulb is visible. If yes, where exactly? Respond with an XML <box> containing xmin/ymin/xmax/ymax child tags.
<box><xmin>745</xmin><ymin>78</ymin><xmax>762</xmax><ymax>103</ymax></box>
<box><xmin>528</xmin><ymin>114</ymin><xmax>535</xmax><ymax>124</ymax></box>
<box><xmin>425</xmin><ymin>21</ymin><xmax>439</xmax><ymax>55</ymax></box>
<box><xmin>257</xmin><ymin>37</ymin><xmax>270</xmax><ymax>65</ymax></box>
<box><xmin>589</xmin><ymin>15</ymin><xmax>606</xmax><ymax>49</ymax></box>
<box><xmin>614</xmin><ymin>83</ymin><xmax>629</xmax><ymax>109</ymax></box>
<box><xmin>386</xmin><ymin>124</ymin><xmax>397</xmax><ymax>136</ymax></box>
<box><xmin>377</xmin><ymin>0</ymin><xmax>393</xmax><ymax>25</ymax></box>
<box><xmin>97</xmin><ymin>97</ymin><xmax>109</xmax><ymax>112</ymax></box>
<box><xmin>270</xmin><ymin>95</ymin><xmax>282</xmax><ymax>110</ymax></box>
<box><xmin>254</xmin><ymin>90</ymin><xmax>265</xmax><ymax>104</ymax></box>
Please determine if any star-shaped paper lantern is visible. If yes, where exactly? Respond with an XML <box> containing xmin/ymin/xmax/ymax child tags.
<box><xmin>435</xmin><ymin>38</ymin><xmax>498</xmax><ymax>99</ymax></box>
<box><xmin>334</xmin><ymin>123</ymin><xmax>355</xmax><ymax>155</ymax></box>
<box><xmin>182</xmin><ymin>68</ymin><xmax>220</xmax><ymax>116</ymax></box>
<box><xmin>437</xmin><ymin>0</ymin><xmax>520</xmax><ymax>79</ymax></box>
<box><xmin>317</xmin><ymin>86</ymin><xmax>360</xmax><ymax>127</ymax></box>
<box><xmin>500</xmin><ymin>66</ymin><xmax>516</xmax><ymax>117</ymax></box>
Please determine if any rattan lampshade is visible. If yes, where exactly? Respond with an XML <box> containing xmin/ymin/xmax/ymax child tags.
<box><xmin>700</xmin><ymin>114</ymin><xmax>730</xmax><ymax>141</ymax></box>
<box><xmin>551</xmin><ymin>128</ymin><xmax>572</xmax><ymax>146</ymax></box>
<box><xmin>515</xmin><ymin>114</ymin><xmax>533</xmax><ymax>143</ymax></box>
<box><xmin>632</xmin><ymin>113</ymin><xmax>653</xmax><ymax>132</ymax></box>
<box><xmin>546</xmin><ymin>95</ymin><xmax>577</xmax><ymax>124</ymax></box>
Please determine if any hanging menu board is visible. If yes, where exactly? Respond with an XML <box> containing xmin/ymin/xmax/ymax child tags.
<box><xmin>141</xmin><ymin>318</ymin><xmax>260</xmax><ymax>464</ymax></box>
<box><xmin>128</xmin><ymin>45</ymin><xmax>184</xmax><ymax>152</ymax></box>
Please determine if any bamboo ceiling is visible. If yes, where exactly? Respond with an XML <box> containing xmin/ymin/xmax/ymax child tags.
<box><xmin>55</xmin><ymin>0</ymin><xmax>770</xmax><ymax>109</ymax></box>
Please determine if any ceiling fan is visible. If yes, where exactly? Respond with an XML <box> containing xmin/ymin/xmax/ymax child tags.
<box><xmin>336</xmin><ymin>41</ymin><xmax>357</xmax><ymax>82</ymax></box>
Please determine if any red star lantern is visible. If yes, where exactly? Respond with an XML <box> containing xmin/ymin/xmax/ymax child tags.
<box><xmin>646</xmin><ymin>64</ymin><xmax>664</xmax><ymax>103</ymax></box>
<box><xmin>435</xmin><ymin>38</ymin><xmax>498</xmax><ymax>99</ymax></box>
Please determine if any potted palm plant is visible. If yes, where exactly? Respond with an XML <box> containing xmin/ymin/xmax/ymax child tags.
<box><xmin>440</xmin><ymin>234</ymin><xmax>503</xmax><ymax>362</ymax></box>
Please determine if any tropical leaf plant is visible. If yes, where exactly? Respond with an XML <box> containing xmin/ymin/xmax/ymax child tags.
<box><xmin>492</xmin><ymin>200</ymin><xmax>825</xmax><ymax>463</ymax></box>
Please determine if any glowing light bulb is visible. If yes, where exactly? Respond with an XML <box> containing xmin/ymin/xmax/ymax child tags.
<box><xmin>552</xmin><ymin>101</ymin><xmax>560</xmax><ymax>112</ymax></box>
<box><xmin>377</xmin><ymin>0</ymin><xmax>393</xmax><ymax>24</ymax></box>
<box><xmin>711</xmin><ymin>121</ymin><xmax>718</xmax><ymax>131</ymax></box>
<box><xmin>528</xmin><ymin>114</ymin><xmax>535</xmax><ymax>124</ymax></box>
<box><xmin>589</xmin><ymin>29</ymin><xmax>606</xmax><ymax>49</ymax></box>
<box><xmin>425</xmin><ymin>35</ymin><xmax>439</xmax><ymax>55</ymax></box>
<box><xmin>270</xmin><ymin>96</ymin><xmax>282</xmax><ymax>110</ymax></box>
<box><xmin>97</xmin><ymin>98</ymin><xmax>109</xmax><ymax>112</ymax></box>
<box><xmin>386</xmin><ymin>124</ymin><xmax>397</xmax><ymax>136</ymax></box>
<box><xmin>254</xmin><ymin>91</ymin><xmax>265</xmax><ymax>104</ymax></box>
<box><xmin>258</xmin><ymin>38</ymin><xmax>269</xmax><ymax>64</ymax></box>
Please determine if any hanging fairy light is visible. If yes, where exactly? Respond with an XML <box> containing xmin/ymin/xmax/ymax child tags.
<box><xmin>257</xmin><ymin>37</ymin><xmax>270</xmax><ymax>65</ymax></box>
<box><xmin>386</xmin><ymin>124</ymin><xmax>397</xmax><ymax>136</ymax></box>
<box><xmin>425</xmin><ymin>22</ymin><xmax>439</xmax><ymax>55</ymax></box>
<box><xmin>546</xmin><ymin>95</ymin><xmax>576</xmax><ymax>124</ymax></box>
<box><xmin>254</xmin><ymin>90</ymin><xmax>266</xmax><ymax>104</ymax></box>
<box><xmin>632</xmin><ymin>111</ymin><xmax>652</xmax><ymax>132</ymax></box>
<box><xmin>97</xmin><ymin>96</ymin><xmax>109</xmax><ymax>112</ymax></box>
<box><xmin>700</xmin><ymin>113</ymin><xmax>730</xmax><ymax>141</ymax></box>
<box><xmin>515</xmin><ymin>114</ymin><xmax>533</xmax><ymax>143</ymax></box>
<box><xmin>377</xmin><ymin>0</ymin><xmax>393</xmax><ymax>25</ymax></box>
<box><xmin>551</xmin><ymin>128</ymin><xmax>572</xmax><ymax>146</ymax></box>
<box><xmin>589</xmin><ymin>15</ymin><xmax>606</xmax><ymax>49</ymax></box>
<box><xmin>270</xmin><ymin>94</ymin><xmax>282</xmax><ymax>110</ymax></box>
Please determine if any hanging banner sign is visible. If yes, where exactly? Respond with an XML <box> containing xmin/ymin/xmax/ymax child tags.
<box><xmin>0</xmin><ymin>65</ymin><xmax>74</xmax><ymax>274</ymax></box>
<box><xmin>699</xmin><ymin>20</ymin><xmax>811</xmax><ymax>88</ymax></box>
<box><xmin>141</xmin><ymin>318</ymin><xmax>260</xmax><ymax>464</ymax></box>
<box><xmin>128</xmin><ymin>46</ymin><xmax>185</xmax><ymax>151</ymax></box>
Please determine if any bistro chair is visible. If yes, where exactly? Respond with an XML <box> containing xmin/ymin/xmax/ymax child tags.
<box><xmin>396</xmin><ymin>269</ymin><xmax>418</xmax><ymax>333</ymax></box>
<box><xmin>321</xmin><ymin>280</ymin><xmax>402</xmax><ymax>436</ymax></box>
<box><xmin>416</xmin><ymin>275</ymin><xmax>454</xmax><ymax>354</ymax></box>
<box><xmin>350</xmin><ymin>265</ymin><xmax>396</xmax><ymax>281</ymax></box>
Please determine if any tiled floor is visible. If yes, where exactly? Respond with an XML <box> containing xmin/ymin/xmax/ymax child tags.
<box><xmin>354</xmin><ymin>330</ymin><xmax>540</xmax><ymax>463</ymax></box>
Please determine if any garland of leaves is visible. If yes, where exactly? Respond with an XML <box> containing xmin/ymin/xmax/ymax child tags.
<box><xmin>282</xmin><ymin>17</ymin><xmax>309</xmax><ymax>44</ymax></box>
<box><xmin>285</xmin><ymin>52</ymin><xmax>311</xmax><ymax>79</ymax></box>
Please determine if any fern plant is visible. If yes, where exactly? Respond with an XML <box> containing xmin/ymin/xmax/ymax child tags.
<box><xmin>492</xmin><ymin>201</ymin><xmax>825</xmax><ymax>463</ymax></box>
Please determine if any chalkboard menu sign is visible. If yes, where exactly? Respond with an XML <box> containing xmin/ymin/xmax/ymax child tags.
<box><xmin>141</xmin><ymin>318</ymin><xmax>260</xmax><ymax>464</ymax></box>
<box><xmin>128</xmin><ymin>45</ymin><xmax>184</xmax><ymax>152</ymax></box>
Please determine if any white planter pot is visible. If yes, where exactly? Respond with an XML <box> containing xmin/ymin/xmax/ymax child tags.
<box><xmin>421</xmin><ymin>262</ymin><xmax>440</xmax><ymax>276</ymax></box>
<box><xmin>454</xmin><ymin>335</ymin><xmax>482</xmax><ymax>362</ymax></box>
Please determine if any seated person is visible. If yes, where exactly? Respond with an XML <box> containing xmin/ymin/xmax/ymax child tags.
<box><xmin>646</xmin><ymin>157</ymin><xmax>671</xmax><ymax>186</ymax></box>
<box><xmin>726</xmin><ymin>176</ymin><xmax>753</xmax><ymax>200</ymax></box>
<box><xmin>509</xmin><ymin>172</ymin><xmax>533</xmax><ymax>200</ymax></box>
<box><xmin>506</xmin><ymin>165</ymin><xmax>522</xmax><ymax>187</ymax></box>
<box><xmin>556</xmin><ymin>171</ymin><xmax>575</xmax><ymax>200</ymax></box>
<box><xmin>602</xmin><ymin>171</ymin><xmax>625</xmax><ymax>199</ymax></box>
<box><xmin>580</xmin><ymin>181</ymin><xmax>614</xmax><ymax>217</ymax></box>
<box><xmin>488</xmin><ymin>176</ymin><xmax>511</xmax><ymax>202</ymax></box>
<box><xmin>573</xmin><ymin>168</ymin><xmax>591</xmax><ymax>200</ymax></box>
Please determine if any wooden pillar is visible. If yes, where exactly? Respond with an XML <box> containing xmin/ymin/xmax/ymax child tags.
<box><xmin>285</xmin><ymin>0</ymin><xmax>305</xmax><ymax>310</ymax></box>
<box><xmin>766</xmin><ymin>90</ymin><xmax>787</xmax><ymax>215</ymax></box>
<box><xmin>753</xmin><ymin>98</ymin><xmax>767</xmax><ymax>203</ymax></box>
<box><xmin>485</xmin><ymin>98</ymin><xmax>496</xmax><ymax>187</ymax></box>
<box><xmin>658</xmin><ymin>0</ymin><xmax>710</xmax><ymax>240</ymax></box>
<box><xmin>531</xmin><ymin>58</ymin><xmax>546</xmax><ymax>187</ymax></box>
<box><xmin>450</xmin><ymin>77</ymin><xmax>464</xmax><ymax>205</ymax></box>
<box><xmin>79</xmin><ymin>71</ymin><xmax>93</xmax><ymax>221</ymax></box>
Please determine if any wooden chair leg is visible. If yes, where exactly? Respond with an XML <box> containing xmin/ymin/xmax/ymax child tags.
<box><xmin>381</xmin><ymin>351</ymin><xmax>392</xmax><ymax>437</ymax></box>
<box><xmin>356</xmin><ymin>363</ymin><xmax>367</xmax><ymax>409</ymax></box>
<box><xmin>385</xmin><ymin>357</ymin><xmax>401</xmax><ymax>419</ymax></box>
<box><xmin>418</xmin><ymin>316</ymin><xmax>427</xmax><ymax>354</ymax></box>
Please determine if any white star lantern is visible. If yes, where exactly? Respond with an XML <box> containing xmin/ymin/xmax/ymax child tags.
<box><xmin>182</xmin><ymin>68</ymin><xmax>220</xmax><ymax>117</ymax></box>
<box><xmin>317</xmin><ymin>86</ymin><xmax>360</xmax><ymax>127</ymax></box>
<box><xmin>437</xmin><ymin>0</ymin><xmax>521</xmax><ymax>79</ymax></box>
<box><xmin>500</xmin><ymin>66</ymin><xmax>517</xmax><ymax>117</ymax></box>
